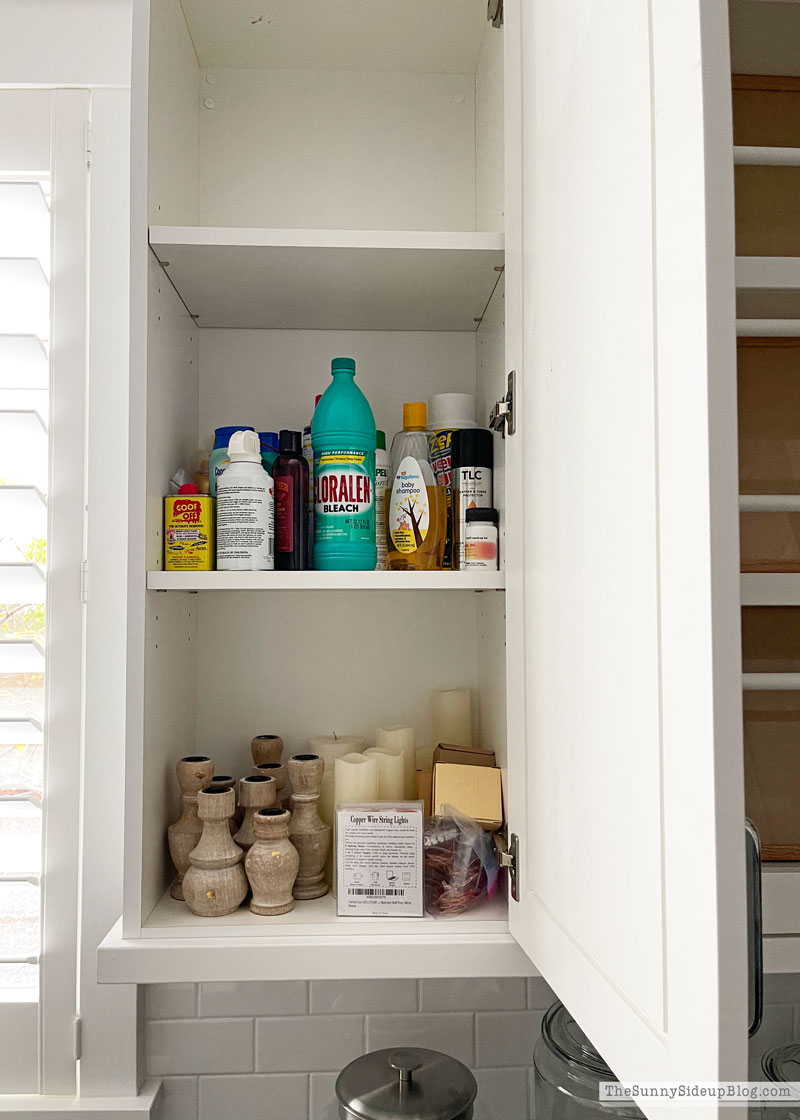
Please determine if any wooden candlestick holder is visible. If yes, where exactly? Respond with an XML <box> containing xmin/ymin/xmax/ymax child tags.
<box><xmin>288</xmin><ymin>754</ymin><xmax>331</xmax><ymax>900</ymax></box>
<box><xmin>245</xmin><ymin>807</ymin><xmax>300</xmax><ymax>915</ymax></box>
<box><xmin>167</xmin><ymin>755</ymin><xmax>214</xmax><ymax>901</ymax></box>
<box><xmin>182</xmin><ymin>787</ymin><xmax>248</xmax><ymax>917</ymax></box>
<box><xmin>234</xmin><ymin>774</ymin><xmax>277</xmax><ymax>850</ymax></box>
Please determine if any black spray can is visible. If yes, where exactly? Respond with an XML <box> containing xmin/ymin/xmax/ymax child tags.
<box><xmin>451</xmin><ymin>428</ymin><xmax>493</xmax><ymax>570</ymax></box>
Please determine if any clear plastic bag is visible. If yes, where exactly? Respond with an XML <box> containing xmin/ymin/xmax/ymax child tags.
<box><xmin>424</xmin><ymin>806</ymin><xmax>499</xmax><ymax>916</ymax></box>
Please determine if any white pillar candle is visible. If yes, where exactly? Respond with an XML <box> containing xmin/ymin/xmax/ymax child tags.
<box><xmin>309</xmin><ymin>734</ymin><xmax>366</xmax><ymax>826</ymax></box>
<box><xmin>364</xmin><ymin>747</ymin><xmax>405</xmax><ymax>801</ymax></box>
<box><xmin>334</xmin><ymin>752</ymin><xmax>379</xmax><ymax>807</ymax></box>
<box><xmin>376</xmin><ymin>725</ymin><xmax>416</xmax><ymax>798</ymax></box>
<box><xmin>431</xmin><ymin>688</ymin><xmax>472</xmax><ymax>748</ymax></box>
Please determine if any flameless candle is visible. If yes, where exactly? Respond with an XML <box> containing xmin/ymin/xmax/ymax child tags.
<box><xmin>431</xmin><ymin>688</ymin><xmax>472</xmax><ymax>748</ymax></box>
<box><xmin>364</xmin><ymin>747</ymin><xmax>405</xmax><ymax>801</ymax></box>
<box><xmin>334</xmin><ymin>752</ymin><xmax>379</xmax><ymax>807</ymax></box>
<box><xmin>309</xmin><ymin>734</ymin><xmax>366</xmax><ymax>826</ymax></box>
<box><xmin>375</xmin><ymin>725</ymin><xmax>416</xmax><ymax>798</ymax></box>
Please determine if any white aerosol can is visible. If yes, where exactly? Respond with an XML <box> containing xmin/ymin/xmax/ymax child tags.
<box><xmin>216</xmin><ymin>430</ymin><xmax>274</xmax><ymax>570</ymax></box>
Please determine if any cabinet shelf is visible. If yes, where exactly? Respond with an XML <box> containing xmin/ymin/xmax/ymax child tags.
<box><xmin>148</xmin><ymin>226</ymin><xmax>504</xmax><ymax>331</ymax></box>
<box><xmin>736</xmin><ymin>256</ymin><xmax>800</xmax><ymax>319</ymax></box>
<box><xmin>741</xmin><ymin>573</ymin><xmax>800</xmax><ymax>606</ymax></box>
<box><xmin>97</xmin><ymin>891</ymin><xmax>533</xmax><ymax>983</ymax></box>
<box><xmin>147</xmin><ymin>570</ymin><xmax>505</xmax><ymax>592</ymax></box>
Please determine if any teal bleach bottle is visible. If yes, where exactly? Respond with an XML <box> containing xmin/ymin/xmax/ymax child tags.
<box><xmin>312</xmin><ymin>357</ymin><xmax>376</xmax><ymax>571</ymax></box>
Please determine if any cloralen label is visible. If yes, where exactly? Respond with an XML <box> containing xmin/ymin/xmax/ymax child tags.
<box><xmin>314</xmin><ymin>449</ymin><xmax>374</xmax><ymax>545</ymax></box>
<box><xmin>390</xmin><ymin>456</ymin><xmax>430</xmax><ymax>555</ymax></box>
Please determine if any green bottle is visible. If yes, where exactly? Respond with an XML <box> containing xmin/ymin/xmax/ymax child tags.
<box><xmin>312</xmin><ymin>358</ymin><xmax>377</xmax><ymax>571</ymax></box>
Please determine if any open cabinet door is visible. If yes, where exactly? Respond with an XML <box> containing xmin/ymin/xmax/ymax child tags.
<box><xmin>503</xmin><ymin>0</ymin><xmax>748</xmax><ymax>1111</ymax></box>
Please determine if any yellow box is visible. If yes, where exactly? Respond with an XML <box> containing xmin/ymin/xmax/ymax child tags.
<box><xmin>164</xmin><ymin>494</ymin><xmax>215</xmax><ymax>570</ymax></box>
<box><xmin>432</xmin><ymin>762</ymin><xmax>503</xmax><ymax>831</ymax></box>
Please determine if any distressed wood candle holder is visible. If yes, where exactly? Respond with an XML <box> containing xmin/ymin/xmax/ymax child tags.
<box><xmin>288</xmin><ymin>753</ymin><xmax>331</xmax><ymax>900</ymax></box>
<box><xmin>168</xmin><ymin>755</ymin><xmax>214</xmax><ymax>901</ymax></box>
<box><xmin>234</xmin><ymin>774</ymin><xmax>277</xmax><ymax>850</ymax></box>
<box><xmin>182</xmin><ymin>787</ymin><xmax>248</xmax><ymax>917</ymax></box>
<box><xmin>251</xmin><ymin>734</ymin><xmax>284</xmax><ymax>766</ymax></box>
<box><xmin>245</xmin><ymin>807</ymin><xmax>300</xmax><ymax>915</ymax></box>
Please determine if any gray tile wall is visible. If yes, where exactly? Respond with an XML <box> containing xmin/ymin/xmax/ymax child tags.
<box><xmin>146</xmin><ymin>977</ymin><xmax>554</xmax><ymax>1120</ymax></box>
<box><xmin>147</xmin><ymin>975</ymin><xmax>799</xmax><ymax>1120</ymax></box>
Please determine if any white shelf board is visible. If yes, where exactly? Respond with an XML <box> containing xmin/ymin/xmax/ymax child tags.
<box><xmin>734</xmin><ymin>146</ymin><xmax>800</xmax><ymax>166</ymax></box>
<box><xmin>149</xmin><ymin>227</ymin><xmax>504</xmax><ymax>331</ymax></box>
<box><xmin>737</xmin><ymin>256</ymin><xmax>800</xmax><ymax>319</ymax></box>
<box><xmin>740</xmin><ymin>494</ymin><xmax>800</xmax><ymax>512</ymax></box>
<box><xmin>741</xmin><ymin>574</ymin><xmax>800</xmax><ymax>606</ymax></box>
<box><xmin>736</xmin><ymin>319</ymin><xmax>800</xmax><ymax>336</ymax></box>
<box><xmin>147</xmin><ymin>569</ymin><xmax>505</xmax><ymax>592</ymax></box>
<box><xmin>0</xmin><ymin>562</ymin><xmax>45</xmax><ymax>604</ymax></box>
<box><xmin>0</xmin><ymin>640</ymin><xmax>44</xmax><ymax>673</ymax></box>
<box><xmin>98</xmin><ymin>891</ymin><xmax>535</xmax><ymax>983</ymax></box>
<box><xmin>181</xmin><ymin>0</ymin><xmax>487</xmax><ymax>74</ymax></box>
<box><xmin>0</xmin><ymin>335</ymin><xmax>48</xmax><ymax>389</ymax></box>
<box><xmin>0</xmin><ymin>487</ymin><xmax>46</xmax><ymax>540</ymax></box>
<box><xmin>742</xmin><ymin>673</ymin><xmax>800</xmax><ymax>691</ymax></box>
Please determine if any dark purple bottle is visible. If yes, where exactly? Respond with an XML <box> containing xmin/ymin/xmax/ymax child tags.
<box><xmin>273</xmin><ymin>429</ymin><xmax>310</xmax><ymax>570</ymax></box>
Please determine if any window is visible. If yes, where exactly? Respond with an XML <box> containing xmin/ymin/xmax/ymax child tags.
<box><xmin>0</xmin><ymin>89</ymin><xmax>88</xmax><ymax>1096</ymax></box>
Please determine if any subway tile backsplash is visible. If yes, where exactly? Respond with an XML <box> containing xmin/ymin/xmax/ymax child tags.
<box><xmin>147</xmin><ymin>977</ymin><xmax>796</xmax><ymax>1120</ymax></box>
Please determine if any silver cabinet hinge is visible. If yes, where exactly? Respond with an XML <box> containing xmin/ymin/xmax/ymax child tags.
<box><xmin>80</xmin><ymin>561</ymin><xmax>89</xmax><ymax>603</ymax></box>
<box><xmin>73</xmin><ymin>1016</ymin><xmax>82</xmax><ymax>1061</ymax></box>
<box><xmin>487</xmin><ymin>0</ymin><xmax>503</xmax><ymax>28</ymax></box>
<box><xmin>84</xmin><ymin>121</ymin><xmax>92</xmax><ymax>168</ymax></box>
<box><xmin>489</xmin><ymin>370</ymin><xmax>515</xmax><ymax>437</ymax></box>
<box><xmin>497</xmin><ymin>832</ymin><xmax>519</xmax><ymax>901</ymax></box>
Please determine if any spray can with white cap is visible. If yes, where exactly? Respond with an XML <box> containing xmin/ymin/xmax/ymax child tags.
<box><xmin>427</xmin><ymin>393</ymin><xmax>478</xmax><ymax>569</ymax></box>
<box><xmin>216</xmin><ymin>429</ymin><xmax>274</xmax><ymax>570</ymax></box>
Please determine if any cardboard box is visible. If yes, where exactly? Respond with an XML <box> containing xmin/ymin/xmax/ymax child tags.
<box><xmin>432</xmin><ymin>762</ymin><xmax>503</xmax><ymax>831</ymax></box>
<box><xmin>432</xmin><ymin>743</ymin><xmax>496</xmax><ymax>768</ymax></box>
<box><xmin>416</xmin><ymin>770</ymin><xmax>432</xmax><ymax>817</ymax></box>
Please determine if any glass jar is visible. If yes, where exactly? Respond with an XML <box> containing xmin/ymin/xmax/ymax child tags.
<box><xmin>533</xmin><ymin>1002</ymin><xmax>645</xmax><ymax>1119</ymax></box>
<box><xmin>758</xmin><ymin>1043</ymin><xmax>800</xmax><ymax>1119</ymax></box>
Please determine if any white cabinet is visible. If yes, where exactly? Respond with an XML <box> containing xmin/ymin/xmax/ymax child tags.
<box><xmin>100</xmin><ymin>0</ymin><xmax>767</xmax><ymax>1108</ymax></box>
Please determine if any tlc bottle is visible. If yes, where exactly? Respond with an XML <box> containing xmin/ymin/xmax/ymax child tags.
<box><xmin>312</xmin><ymin>358</ymin><xmax>376</xmax><ymax>571</ymax></box>
<box><xmin>387</xmin><ymin>402</ymin><xmax>446</xmax><ymax>571</ymax></box>
<box><xmin>216</xmin><ymin>430</ymin><xmax>274</xmax><ymax>570</ymax></box>
<box><xmin>259</xmin><ymin>431</ymin><xmax>280</xmax><ymax>474</ymax></box>
<box><xmin>451</xmin><ymin>428</ymin><xmax>493</xmax><ymax>570</ymax></box>
<box><xmin>273</xmin><ymin>429</ymin><xmax>309</xmax><ymax>570</ymax></box>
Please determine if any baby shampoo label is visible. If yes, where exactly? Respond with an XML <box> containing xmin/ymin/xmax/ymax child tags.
<box><xmin>314</xmin><ymin>448</ymin><xmax>375</xmax><ymax>545</ymax></box>
<box><xmin>390</xmin><ymin>456</ymin><xmax>430</xmax><ymax>554</ymax></box>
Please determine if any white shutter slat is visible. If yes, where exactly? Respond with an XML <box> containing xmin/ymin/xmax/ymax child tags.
<box><xmin>0</xmin><ymin>562</ymin><xmax>46</xmax><ymax>603</ymax></box>
<box><xmin>0</xmin><ymin>335</ymin><xmax>48</xmax><ymax>389</ymax></box>
<box><xmin>0</xmin><ymin>261</ymin><xmax>49</xmax><ymax>338</ymax></box>
<box><xmin>0</xmin><ymin>639</ymin><xmax>45</xmax><ymax>673</ymax></box>
<box><xmin>0</xmin><ymin>719</ymin><xmax>43</xmax><ymax>745</ymax></box>
<box><xmin>0</xmin><ymin>486</ymin><xmax>47</xmax><ymax>540</ymax></box>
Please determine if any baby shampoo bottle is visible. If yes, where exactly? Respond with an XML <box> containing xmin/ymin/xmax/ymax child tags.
<box><xmin>387</xmin><ymin>402</ymin><xmax>446</xmax><ymax>571</ymax></box>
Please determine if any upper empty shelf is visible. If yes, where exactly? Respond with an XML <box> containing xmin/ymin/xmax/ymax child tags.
<box><xmin>149</xmin><ymin>227</ymin><xmax>504</xmax><ymax>332</ymax></box>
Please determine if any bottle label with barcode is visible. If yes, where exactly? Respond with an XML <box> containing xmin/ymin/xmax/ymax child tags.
<box><xmin>337</xmin><ymin>803</ymin><xmax>424</xmax><ymax>917</ymax></box>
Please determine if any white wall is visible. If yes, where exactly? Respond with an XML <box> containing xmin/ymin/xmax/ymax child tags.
<box><xmin>0</xmin><ymin>0</ymin><xmax>132</xmax><ymax>86</ymax></box>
